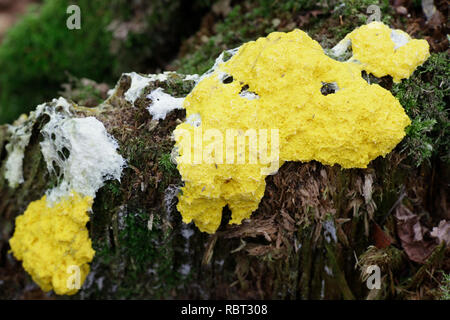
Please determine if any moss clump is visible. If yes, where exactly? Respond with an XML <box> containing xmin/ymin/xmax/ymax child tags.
<box><xmin>59</xmin><ymin>76</ymin><xmax>109</xmax><ymax>108</ymax></box>
<box><xmin>392</xmin><ymin>52</ymin><xmax>449</xmax><ymax>166</ymax></box>
<box><xmin>0</xmin><ymin>0</ymin><xmax>116</xmax><ymax>124</ymax></box>
<box><xmin>115</xmin><ymin>210</ymin><xmax>181</xmax><ymax>299</ymax></box>
<box><xmin>334</xmin><ymin>0</ymin><xmax>393</xmax><ymax>24</ymax></box>
<box><xmin>0</xmin><ymin>0</ymin><xmax>211</xmax><ymax>124</ymax></box>
<box><xmin>316</xmin><ymin>0</ymin><xmax>394</xmax><ymax>49</ymax></box>
<box><xmin>159</xmin><ymin>153</ymin><xmax>177</xmax><ymax>177</ymax></box>
<box><xmin>82</xmin><ymin>208</ymin><xmax>182</xmax><ymax>299</ymax></box>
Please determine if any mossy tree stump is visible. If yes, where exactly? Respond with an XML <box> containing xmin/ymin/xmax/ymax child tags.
<box><xmin>0</xmin><ymin>59</ymin><xmax>448</xmax><ymax>299</ymax></box>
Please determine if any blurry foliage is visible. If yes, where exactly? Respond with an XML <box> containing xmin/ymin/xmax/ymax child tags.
<box><xmin>393</xmin><ymin>52</ymin><xmax>449</xmax><ymax>166</ymax></box>
<box><xmin>59</xmin><ymin>74</ymin><xmax>109</xmax><ymax>107</ymax></box>
<box><xmin>0</xmin><ymin>0</ymin><xmax>115</xmax><ymax>124</ymax></box>
<box><xmin>0</xmin><ymin>0</ymin><xmax>211</xmax><ymax>124</ymax></box>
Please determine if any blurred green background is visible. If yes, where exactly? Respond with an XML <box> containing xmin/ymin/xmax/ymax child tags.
<box><xmin>0</xmin><ymin>0</ymin><xmax>211</xmax><ymax>124</ymax></box>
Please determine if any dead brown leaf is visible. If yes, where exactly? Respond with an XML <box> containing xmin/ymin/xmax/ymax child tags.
<box><xmin>395</xmin><ymin>205</ymin><xmax>436</xmax><ymax>263</ymax></box>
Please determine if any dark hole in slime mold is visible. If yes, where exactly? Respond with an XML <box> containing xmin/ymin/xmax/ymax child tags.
<box><xmin>222</xmin><ymin>75</ymin><xmax>233</xmax><ymax>84</ymax></box>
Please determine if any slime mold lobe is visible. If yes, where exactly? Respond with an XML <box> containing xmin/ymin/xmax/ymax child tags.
<box><xmin>175</xmin><ymin>25</ymin><xmax>428</xmax><ymax>234</ymax></box>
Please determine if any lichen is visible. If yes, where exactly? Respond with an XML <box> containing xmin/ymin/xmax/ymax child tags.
<box><xmin>174</xmin><ymin>26</ymin><xmax>428</xmax><ymax>233</ymax></box>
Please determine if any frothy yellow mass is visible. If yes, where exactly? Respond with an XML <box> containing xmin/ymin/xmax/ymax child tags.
<box><xmin>9</xmin><ymin>193</ymin><xmax>95</xmax><ymax>295</ymax></box>
<box><xmin>344</xmin><ymin>22</ymin><xmax>430</xmax><ymax>82</ymax></box>
<box><xmin>175</xmin><ymin>26</ymin><xmax>428</xmax><ymax>233</ymax></box>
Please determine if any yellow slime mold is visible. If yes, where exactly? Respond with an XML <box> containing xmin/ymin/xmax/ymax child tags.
<box><xmin>342</xmin><ymin>21</ymin><xmax>430</xmax><ymax>82</ymax></box>
<box><xmin>175</xmin><ymin>25</ymin><xmax>429</xmax><ymax>234</ymax></box>
<box><xmin>9</xmin><ymin>192</ymin><xmax>95</xmax><ymax>295</ymax></box>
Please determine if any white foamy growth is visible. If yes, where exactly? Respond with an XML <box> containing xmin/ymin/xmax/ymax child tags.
<box><xmin>4</xmin><ymin>117</ymin><xmax>32</xmax><ymax>188</ymax></box>
<box><xmin>324</xmin><ymin>265</ymin><xmax>333</xmax><ymax>276</ymax></box>
<box><xmin>181</xmin><ymin>225</ymin><xmax>194</xmax><ymax>240</ymax></box>
<box><xmin>107</xmin><ymin>88</ymin><xmax>116</xmax><ymax>97</ymax></box>
<box><xmin>147</xmin><ymin>88</ymin><xmax>185</xmax><ymax>120</ymax></box>
<box><xmin>164</xmin><ymin>184</ymin><xmax>180</xmax><ymax>214</ymax></box>
<box><xmin>198</xmin><ymin>47</ymin><xmax>240</xmax><ymax>83</ymax></box>
<box><xmin>323</xmin><ymin>220</ymin><xmax>337</xmax><ymax>243</ymax></box>
<box><xmin>122</xmin><ymin>71</ymin><xmax>197</xmax><ymax>106</ymax></box>
<box><xmin>331</xmin><ymin>38</ymin><xmax>351</xmax><ymax>57</ymax></box>
<box><xmin>3</xmin><ymin>98</ymin><xmax>71</xmax><ymax>188</ymax></box>
<box><xmin>186</xmin><ymin>113</ymin><xmax>202</xmax><ymax>128</ymax></box>
<box><xmin>390</xmin><ymin>30</ymin><xmax>410</xmax><ymax>49</ymax></box>
<box><xmin>179</xmin><ymin>264</ymin><xmax>191</xmax><ymax>276</ymax></box>
<box><xmin>148</xmin><ymin>73</ymin><xmax>169</xmax><ymax>82</ymax></box>
<box><xmin>239</xmin><ymin>90</ymin><xmax>260</xmax><ymax>100</ymax></box>
<box><xmin>40</xmin><ymin>115</ymin><xmax>126</xmax><ymax>203</ymax></box>
<box><xmin>430</xmin><ymin>220</ymin><xmax>450</xmax><ymax>246</ymax></box>
<box><xmin>53</xmin><ymin>96</ymin><xmax>72</xmax><ymax>110</ymax></box>
<box><xmin>124</xmin><ymin>72</ymin><xmax>151</xmax><ymax>105</ymax></box>
<box><xmin>184</xmin><ymin>74</ymin><xmax>200</xmax><ymax>81</ymax></box>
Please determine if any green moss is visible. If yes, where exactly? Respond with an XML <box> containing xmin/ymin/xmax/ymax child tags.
<box><xmin>116</xmin><ymin>210</ymin><xmax>182</xmax><ymax>299</ymax></box>
<box><xmin>86</xmin><ymin>201</ymin><xmax>184</xmax><ymax>299</ymax></box>
<box><xmin>392</xmin><ymin>52</ymin><xmax>449</xmax><ymax>166</ymax></box>
<box><xmin>159</xmin><ymin>153</ymin><xmax>177</xmax><ymax>177</ymax></box>
<box><xmin>440</xmin><ymin>272</ymin><xmax>450</xmax><ymax>300</ymax></box>
<box><xmin>0</xmin><ymin>0</ymin><xmax>116</xmax><ymax>124</ymax></box>
<box><xmin>327</xmin><ymin>0</ymin><xmax>393</xmax><ymax>44</ymax></box>
<box><xmin>119</xmin><ymin>211</ymin><xmax>164</xmax><ymax>267</ymax></box>
<box><xmin>59</xmin><ymin>76</ymin><xmax>106</xmax><ymax>107</ymax></box>
<box><xmin>105</xmin><ymin>180</ymin><xmax>122</xmax><ymax>198</ymax></box>
<box><xmin>0</xmin><ymin>0</ymin><xmax>212</xmax><ymax>124</ymax></box>
<box><xmin>339</xmin><ymin>0</ymin><xmax>392</xmax><ymax>23</ymax></box>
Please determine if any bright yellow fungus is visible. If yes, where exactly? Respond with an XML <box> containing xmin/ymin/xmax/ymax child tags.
<box><xmin>342</xmin><ymin>21</ymin><xmax>430</xmax><ymax>82</ymax></box>
<box><xmin>9</xmin><ymin>192</ymin><xmax>95</xmax><ymax>295</ymax></box>
<box><xmin>175</xmin><ymin>25</ymin><xmax>428</xmax><ymax>234</ymax></box>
